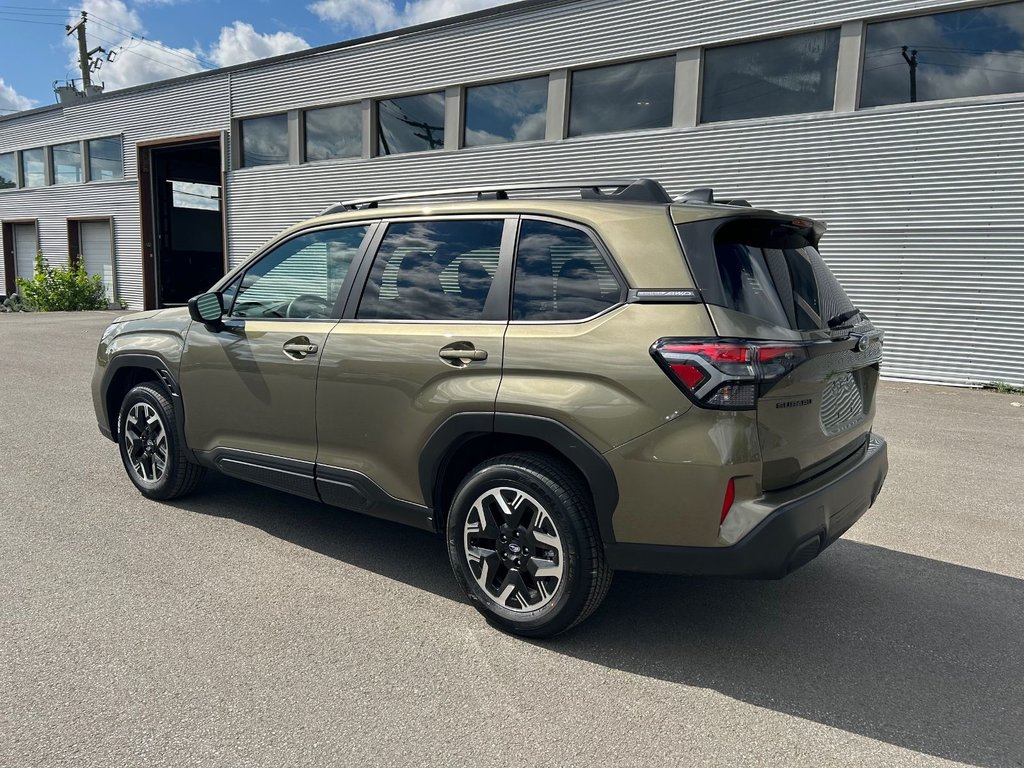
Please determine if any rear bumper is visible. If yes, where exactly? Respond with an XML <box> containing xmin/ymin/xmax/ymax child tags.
<box><xmin>607</xmin><ymin>435</ymin><xmax>888</xmax><ymax>578</ymax></box>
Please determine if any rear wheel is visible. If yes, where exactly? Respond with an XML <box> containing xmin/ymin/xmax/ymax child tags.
<box><xmin>446</xmin><ymin>452</ymin><xmax>612</xmax><ymax>638</ymax></box>
<box><xmin>117</xmin><ymin>382</ymin><xmax>205</xmax><ymax>500</ymax></box>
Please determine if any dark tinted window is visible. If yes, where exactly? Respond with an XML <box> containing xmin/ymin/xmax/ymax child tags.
<box><xmin>701</xmin><ymin>29</ymin><xmax>840</xmax><ymax>122</ymax></box>
<box><xmin>513</xmin><ymin>220</ymin><xmax>622</xmax><ymax>321</ymax></box>
<box><xmin>305</xmin><ymin>103</ymin><xmax>362</xmax><ymax>161</ymax></box>
<box><xmin>377</xmin><ymin>92</ymin><xmax>445</xmax><ymax>155</ymax></box>
<box><xmin>569</xmin><ymin>57</ymin><xmax>674</xmax><ymax>137</ymax></box>
<box><xmin>0</xmin><ymin>152</ymin><xmax>15</xmax><ymax>189</ymax></box>
<box><xmin>52</xmin><ymin>142</ymin><xmax>83</xmax><ymax>184</ymax></box>
<box><xmin>861</xmin><ymin>3</ymin><xmax>1024</xmax><ymax>107</ymax></box>
<box><xmin>710</xmin><ymin>220</ymin><xmax>856</xmax><ymax>331</ymax></box>
<box><xmin>88</xmin><ymin>137</ymin><xmax>123</xmax><ymax>180</ymax></box>
<box><xmin>464</xmin><ymin>77</ymin><xmax>548</xmax><ymax>146</ymax></box>
<box><xmin>231</xmin><ymin>226</ymin><xmax>367</xmax><ymax>319</ymax></box>
<box><xmin>357</xmin><ymin>220</ymin><xmax>503</xmax><ymax>321</ymax></box>
<box><xmin>21</xmin><ymin>148</ymin><xmax>45</xmax><ymax>187</ymax></box>
<box><xmin>240</xmin><ymin>114</ymin><xmax>289</xmax><ymax>167</ymax></box>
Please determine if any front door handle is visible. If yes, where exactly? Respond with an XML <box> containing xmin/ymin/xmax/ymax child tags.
<box><xmin>283</xmin><ymin>337</ymin><xmax>319</xmax><ymax>359</ymax></box>
<box><xmin>439</xmin><ymin>343</ymin><xmax>488</xmax><ymax>366</ymax></box>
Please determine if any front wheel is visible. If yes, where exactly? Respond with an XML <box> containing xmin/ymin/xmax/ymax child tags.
<box><xmin>117</xmin><ymin>382</ymin><xmax>205</xmax><ymax>500</ymax></box>
<box><xmin>446</xmin><ymin>452</ymin><xmax>612</xmax><ymax>638</ymax></box>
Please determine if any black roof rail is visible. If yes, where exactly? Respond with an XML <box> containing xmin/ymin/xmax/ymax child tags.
<box><xmin>333</xmin><ymin>178</ymin><xmax>672</xmax><ymax>211</ymax></box>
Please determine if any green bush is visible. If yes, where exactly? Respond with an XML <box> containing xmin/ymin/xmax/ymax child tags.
<box><xmin>15</xmin><ymin>252</ymin><xmax>108</xmax><ymax>312</ymax></box>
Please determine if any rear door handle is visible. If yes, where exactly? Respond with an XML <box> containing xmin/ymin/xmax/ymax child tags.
<box><xmin>439</xmin><ymin>343</ymin><xmax>488</xmax><ymax>366</ymax></box>
<box><xmin>283</xmin><ymin>337</ymin><xmax>319</xmax><ymax>359</ymax></box>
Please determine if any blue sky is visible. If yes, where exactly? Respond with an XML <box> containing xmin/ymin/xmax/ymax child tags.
<box><xmin>0</xmin><ymin>0</ymin><xmax>514</xmax><ymax>114</ymax></box>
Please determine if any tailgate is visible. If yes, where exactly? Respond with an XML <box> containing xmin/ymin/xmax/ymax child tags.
<box><xmin>678</xmin><ymin>214</ymin><xmax>884</xmax><ymax>490</ymax></box>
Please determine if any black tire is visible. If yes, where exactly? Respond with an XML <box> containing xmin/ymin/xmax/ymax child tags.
<box><xmin>446</xmin><ymin>452</ymin><xmax>612</xmax><ymax>638</ymax></box>
<box><xmin>117</xmin><ymin>382</ymin><xmax>205</xmax><ymax>500</ymax></box>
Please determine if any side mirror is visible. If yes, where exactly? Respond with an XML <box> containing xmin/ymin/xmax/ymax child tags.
<box><xmin>188</xmin><ymin>292</ymin><xmax>224</xmax><ymax>325</ymax></box>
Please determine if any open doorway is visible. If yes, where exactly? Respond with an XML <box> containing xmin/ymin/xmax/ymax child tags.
<box><xmin>139</xmin><ymin>135</ymin><xmax>225</xmax><ymax>308</ymax></box>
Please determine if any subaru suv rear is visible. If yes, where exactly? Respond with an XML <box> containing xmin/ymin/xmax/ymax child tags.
<box><xmin>92</xmin><ymin>179</ymin><xmax>888</xmax><ymax>637</ymax></box>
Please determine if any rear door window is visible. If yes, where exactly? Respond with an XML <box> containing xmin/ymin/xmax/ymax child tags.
<box><xmin>355</xmin><ymin>219</ymin><xmax>504</xmax><ymax>321</ymax></box>
<box><xmin>513</xmin><ymin>219</ymin><xmax>623</xmax><ymax>321</ymax></box>
<box><xmin>697</xmin><ymin>219</ymin><xmax>857</xmax><ymax>331</ymax></box>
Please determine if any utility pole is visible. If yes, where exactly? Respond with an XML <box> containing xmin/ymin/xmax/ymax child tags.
<box><xmin>901</xmin><ymin>46</ymin><xmax>918</xmax><ymax>103</ymax></box>
<box><xmin>67</xmin><ymin>12</ymin><xmax>91</xmax><ymax>89</ymax></box>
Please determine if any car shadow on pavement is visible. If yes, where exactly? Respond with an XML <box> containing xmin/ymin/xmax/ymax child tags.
<box><xmin>182</xmin><ymin>476</ymin><xmax>1023</xmax><ymax>768</ymax></box>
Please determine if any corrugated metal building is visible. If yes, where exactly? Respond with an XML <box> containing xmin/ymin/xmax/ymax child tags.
<box><xmin>1</xmin><ymin>0</ymin><xmax>1022</xmax><ymax>386</ymax></box>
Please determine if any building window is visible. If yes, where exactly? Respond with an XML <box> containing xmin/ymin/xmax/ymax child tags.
<box><xmin>304</xmin><ymin>103</ymin><xmax>362</xmax><ymax>162</ymax></box>
<box><xmin>88</xmin><ymin>137</ymin><xmax>123</xmax><ymax>181</ymax></box>
<box><xmin>240</xmin><ymin>114</ymin><xmax>289</xmax><ymax>167</ymax></box>
<box><xmin>52</xmin><ymin>142</ymin><xmax>83</xmax><ymax>185</ymax></box>
<box><xmin>377</xmin><ymin>92</ymin><xmax>445</xmax><ymax>155</ymax></box>
<box><xmin>568</xmin><ymin>57</ymin><xmax>675</xmax><ymax>138</ymax></box>
<box><xmin>20</xmin><ymin>148</ymin><xmax>46</xmax><ymax>187</ymax></box>
<box><xmin>861</xmin><ymin>3</ymin><xmax>1024</xmax><ymax>108</ymax></box>
<box><xmin>463</xmin><ymin>76</ymin><xmax>548</xmax><ymax>147</ymax></box>
<box><xmin>170</xmin><ymin>181</ymin><xmax>220</xmax><ymax>211</ymax></box>
<box><xmin>0</xmin><ymin>152</ymin><xmax>15</xmax><ymax>189</ymax></box>
<box><xmin>701</xmin><ymin>29</ymin><xmax>841</xmax><ymax>123</ymax></box>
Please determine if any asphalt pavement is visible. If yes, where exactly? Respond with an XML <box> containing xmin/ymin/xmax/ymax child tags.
<box><xmin>1</xmin><ymin>311</ymin><xmax>1022</xmax><ymax>768</ymax></box>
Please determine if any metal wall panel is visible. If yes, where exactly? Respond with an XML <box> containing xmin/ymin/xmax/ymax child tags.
<box><xmin>226</xmin><ymin>96</ymin><xmax>1024</xmax><ymax>387</ymax></box>
<box><xmin>227</xmin><ymin>0</ymin><xmax>984</xmax><ymax>115</ymax></box>
<box><xmin>0</xmin><ymin>182</ymin><xmax>142</xmax><ymax>306</ymax></box>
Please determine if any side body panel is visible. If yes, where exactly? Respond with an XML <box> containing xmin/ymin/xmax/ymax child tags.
<box><xmin>315</xmin><ymin>321</ymin><xmax>505</xmax><ymax>507</ymax></box>
<box><xmin>92</xmin><ymin>308</ymin><xmax>192</xmax><ymax>436</ymax></box>
<box><xmin>497</xmin><ymin>303</ymin><xmax>714</xmax><ymax>453</ymax></box>
<box><xmin>179</xmin><ymin>318</ymin><xmax>336</xmax><ymax>462</ymax></box>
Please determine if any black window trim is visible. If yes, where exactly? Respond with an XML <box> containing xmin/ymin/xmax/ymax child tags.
<box><xmin>340</xmin><ymin>213</ymin><xmax>518</xmax><ymax>324</ymax></box>
<box><xmin>214</xmin><ymin>220</ymin><xmax>380</xmax><ymax>324</ymax></box>
<box><xmin>509</xmin><ymin>214</ymin><xmax>630</xmax><ymax>325</ymax></box>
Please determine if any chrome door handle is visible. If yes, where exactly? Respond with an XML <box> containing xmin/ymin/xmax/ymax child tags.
<box><xmin>283</xmin><ymin>338</ymin><xmax>318</xmax><ymax>358</ymax></box>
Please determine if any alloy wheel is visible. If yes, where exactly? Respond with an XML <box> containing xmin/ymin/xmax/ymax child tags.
<box><xmin>123</xmin><ymin>402</ymin><xmax>169</xmax><ymax>483</ymax></box>
<box><xmin>463</xmin><ymin>487</ymin><xmax>565</xmax><ymax>612</ymax></box>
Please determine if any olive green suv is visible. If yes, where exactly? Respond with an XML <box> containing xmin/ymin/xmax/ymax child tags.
<box><xmin>92</xmin><ymin>179</ymin><xmax>888</xmax><ymax>637</ymax></box>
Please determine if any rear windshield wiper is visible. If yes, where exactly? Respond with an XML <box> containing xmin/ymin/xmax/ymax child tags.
<box><xmin>827</xmin><ymin>308</ymin><xmax>862</xmax><ymax>329</ymax></box>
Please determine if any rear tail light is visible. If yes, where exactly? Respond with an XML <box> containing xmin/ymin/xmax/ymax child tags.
<box><xmin>652</xmin><ymin>339</ymin><xmax>809</xmax><ymax>410</ymax></box>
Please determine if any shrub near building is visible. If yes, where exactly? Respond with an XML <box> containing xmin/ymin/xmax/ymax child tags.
<box><xmin>14</xmin><ymin>253</ymin><xmax>108</xmax><ymax>311</ymax></box>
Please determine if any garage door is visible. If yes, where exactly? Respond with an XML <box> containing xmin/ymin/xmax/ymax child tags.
<box><xmin>80</xmin><ymin>221</ymin><xmax>114</xmax><ymax>302</ymax></box>
<box><xmin>13</xmin><ymin>223</ymin><xmax>37</xmax><ymax>284</ymax></box>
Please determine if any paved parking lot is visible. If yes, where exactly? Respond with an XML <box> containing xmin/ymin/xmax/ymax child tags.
<box><xmin>1</xmin><ymin>311</ymin><xmax>1022</xmax><ymax>768</ymax></box>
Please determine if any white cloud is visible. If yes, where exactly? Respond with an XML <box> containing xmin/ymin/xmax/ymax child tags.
<box><xmin>0</xmin><ymin>78</ymin><xmax>35</xmax><ymax>114</ymax></box>
<box><xmin>208</xmin><ymin>21</ymin><xmax>310</xmax><ymax>68</ymax></box>
<box><xmin>309</xmin><ymin>0</ymin><xmax>516</xmax><ymax>35</ymax></box>
<box><xmin>67</xmin><ymin>1</ymin><xmax>309</xmax><ymax>93</ymax></box>
<box><xmin>68</xmin><ymin>0</ymin><xmax>203</xmax><ymax>91</ymax></box>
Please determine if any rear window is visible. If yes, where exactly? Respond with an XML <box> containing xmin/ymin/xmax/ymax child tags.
<box><xmin>691</xmin><ymin>219</ymin><xmax>856</xmax><ymax>331</ymax></box>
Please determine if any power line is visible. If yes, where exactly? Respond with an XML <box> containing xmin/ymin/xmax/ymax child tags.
<box><xmin>87</xmin><ymin>13</ymin><xmax>216</xmax><ymax>69</ymax></box>
<box><xmin>0</xmin><ymin>14</ymin><xmax>66</xmax><ymax>26</ymax></box>
<box><xmin>87</xmin><ymin>31</ymin><xmax>199</xmax><ymax>76</ymax></box>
